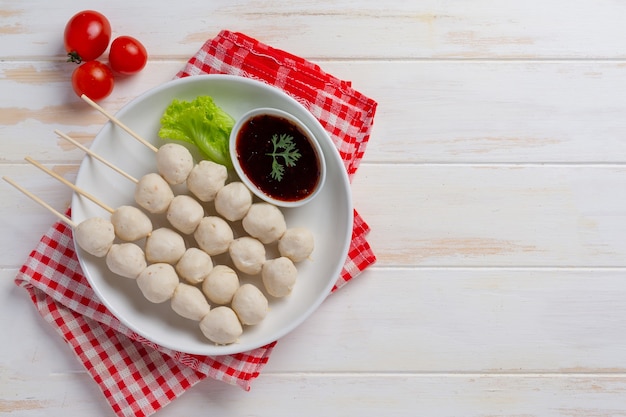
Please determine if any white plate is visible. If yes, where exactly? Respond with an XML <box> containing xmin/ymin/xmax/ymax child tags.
<box><xmin>71</xmin><ymin>74</ymin><xmax>353</xmax><ymax>355</ymax></box>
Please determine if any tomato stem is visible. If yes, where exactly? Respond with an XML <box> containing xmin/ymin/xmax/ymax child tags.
<box><xmin>67</xmin><ymin>51</ymin><xmax>83</xmax><ymax>64</ymax></box>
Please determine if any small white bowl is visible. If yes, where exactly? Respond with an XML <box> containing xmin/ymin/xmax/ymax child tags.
<box><xmin>230</xmin><ymin>107</ymin><xmax>326</xmax><ymax>207</ymax></box>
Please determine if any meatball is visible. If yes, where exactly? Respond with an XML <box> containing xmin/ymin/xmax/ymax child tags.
<box><xmin>194</xmin><ymin>216</ymin><xmax>233</xmax><ymax>256</ymax></box>
<box><xmin>166</xmin><ymin>194</ymin><xmax>204</xmax><ymax>235</ymax></box>
<box><xmin>229</xmin><ymin>237</ymin><xmax>266</xmax><ymax>275</ymax></box>
<box><xmin>136</xmin><ymin>263</ymin><xmax>179</xmax><ymax>303</ymax></box>
<box><xmin>74</xmin><ymin>217</ymin><xmax>115</xmax><ymax>257</ymax></box>
<box><xmin>186</xmin><ymin>160</ymin><xmax>227</xmax><ymax>202</ymax></box>
<box><xmin>277</xmin><ymin>227</ymin><xmax>315</xmax><ymax>262</ymax></box>
<box><xmin>175</xmin><ymin>247</ymin><xmax>213</xmax><ymax>285</ymax></box>
<box><xmin>201</xmin><ymin>264</ymin><xmax>240</xmax><ymax>305</ymax></box>
<box><xmin>145</xmin><ymin>227</ymin><xmax>186</xmax><ymax>264</ymax></box>
<box><xmin>261</xmin><ymin>256</ymin><xmax>297</xmax><ymax>298</ymax></box>
<box><xmin>156</xmin><ymin>143</ymin><xmax>194</xmax><ymax>185</ymax></box>
<box><xmin>105</xmin><ymin>243</ymin><xmax>147</xmax><ymax>279</ymax></box>
<box><xmin>214</xmin><ymin>181</ymin><xmax>252</xmax><ymax>222</ymax></box>
<box><xmin>134</xmin><ymin>173</ymin><xmax>174</xmax><ymax>214</ymax></box>
<box><xmin>231</xmin><ymin>284</ymin><xmax>268</xmax><ymax>326</ymax></box>
<box><xmin>170</xmin><ymin>283</ymin><xmax>211</xmax><ymax>321</ymax></box>
<box><xmin>199</xmin><ymin>306</ymin><xmax>243</xmax><ymax>345</ymax></box>
<box><xmin>242</xmin><ymin>203</ymin><xmax>286</xmax><ymax>244</ymax></box>
<box><xmin>110</xmin><ymin>205</ymin><xmax>153</xmax><ymax>242</ymax></box>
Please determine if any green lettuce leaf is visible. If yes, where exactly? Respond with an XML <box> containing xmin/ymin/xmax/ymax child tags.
<box><xmin>158</xmin><ymin>96</ymin><xmax>234</xmax><ymax>168</ymax></box>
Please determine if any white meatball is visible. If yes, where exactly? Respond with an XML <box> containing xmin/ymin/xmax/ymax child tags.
<box><xmin>136</xmin><ymin>263</ymin><xmax>179</xmax><ymax>303</ymax></box>
<box><xmin>156</xmin><ymin>143</ymin><xmax>194</xmax><ymax>185</ymax></box>
<box><xmin>186</xmin><ymin>160</ymin><xmax>228</xmax><ymax>202</ymax></box>
<box><xmin>229</xmin><ymin>237</ymin><xmax>265</xmax><ymax>275</ymax></box>
<box><xmin>166</xmin><ymin>195</ymin><xmax>204</xmax><ymax>235</ymax></box>
<box><xmin>110</xmin><ymin>205</ymin><xmax>153</xmax><ymax>241</ymax></box>
<box><xmin>74</xmin><ymin>217</ymin><xmax>115</xmax><ymax>257</ymax></box>
<box><xmin>202</xmin><ymin>265</ymin><xmax>239</xmax><ymax>305</ymax></box>
<box><xmin>194</xmin><ymin>216</ymin><xmax>233</xmax><ymax>256</ymax></box>
<box><xmin>145</xmin><ymin>227</ymin><xmax>186</xmax><ymax>264</ymax></box>
<box><xmin>261</xmin><ymin>257</ymin><xmax>297</xmax><ymax>298</ymax></box>
<box><xmin>242</xmin><ymin>203</ymin><xmax>287</xmax><ymax>244</ymax></box>
<box><xmin>106</xmin><ymin>243</ymin><xmax>147</xmax><ymax>279</ymax></box>
<box><xmin>278</xmin><ymin>227</ymin><xmax>315</xmax><ymax>262</ymax></box>
<box><xmin>231</xmin><ymin>284</ymin><xmax>268</xmax><ymax>326</ymax></box>
<box><xmin>170</xmin><ymin>283</ymin><xmax>211</xmax><ymax>321</ymax></box>
<box><xmin>199</xmin><ymin>306</ymin><xmax>243</xmax><ymax>345</ymax></box>
<box><xmin>134</xmin><ymin>173</ymin><xmax>174</xmax><ymax>214</ymax></box>
<box><xmin>175</xmin><ymin>247</ymin><xmax>213</xmax><ymax>285</ymax></box>
<box><xmin>214</xmin><ymin>181</ymin><xmax>252</xmax><ymax>221</ymax></box>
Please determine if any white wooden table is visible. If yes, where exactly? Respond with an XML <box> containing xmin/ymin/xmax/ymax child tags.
<box><xmin>3</xmin><ymin>1</ymin><xmax>626</xmax><ymax>415</ymax></box>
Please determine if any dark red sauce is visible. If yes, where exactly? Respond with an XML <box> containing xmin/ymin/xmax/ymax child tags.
<box><xmin>236</xmin><ymin>114</ymin><xmax>321</xmax><ymax>202</ymax></box>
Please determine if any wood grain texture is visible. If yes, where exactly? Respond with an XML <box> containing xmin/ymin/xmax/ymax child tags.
<box><xmin>3</xmin><ymin>0</ymin><xmax>626</xmax><ymax>416</ymax></box>
<box><xmin>352</xmin><ymin>164</ymin><xmax>626</xmax><ymax>267</ymax></box>
<box><xmin>2</xmin><ymin>1</ymin><xmax>626</xmax><ymax>59</ymax></box>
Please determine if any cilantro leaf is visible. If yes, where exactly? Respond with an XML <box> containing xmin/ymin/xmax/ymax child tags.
<box><xmin>266</xmin><ymin>134</ymin><xmax>301</xmax><ymax>181</ymax></box>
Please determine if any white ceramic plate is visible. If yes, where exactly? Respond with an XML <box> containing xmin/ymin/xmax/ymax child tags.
<box><xmin>71</xmin><ymin>74</ymin><xmax>353</xmax><ymax>355</ymax></box>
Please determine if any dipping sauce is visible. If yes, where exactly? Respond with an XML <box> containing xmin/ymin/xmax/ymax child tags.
<box><xmin>236</xmin><ymin>114</ymin><xmax>321</xmax><ymax>202</ymax></box>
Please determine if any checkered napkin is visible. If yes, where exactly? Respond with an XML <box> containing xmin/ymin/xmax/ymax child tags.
<box><xmin>14</xmin><ymin>30</ymin><xmax>377</xmax><ymax>417</ymax></box>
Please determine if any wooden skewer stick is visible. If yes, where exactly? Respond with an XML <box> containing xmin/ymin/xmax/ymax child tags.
<box><xmin>80</xmin><ymin>94</ymin><xmax>158</xmax><ymax>153</ymax></box>
<box><xmin>54</xmin><ymin>130</ymin><xmax>139</xmax><ymax>184</ymax></box>
<box><xmin>3</xmin><ymin>176</ymin><xmax>77</xmax><ymax>228</ymax></box>
<box><xmin>25</xmin><ymin>156</ymin><xmax>115</xmax><ymax>214</ymax></box>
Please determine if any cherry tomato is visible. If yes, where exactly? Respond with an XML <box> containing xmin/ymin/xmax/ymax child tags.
<box><xmin>109</xmin><ymin>36</ymin><xmax>148</xmax><ymax>75</ymax></box>
<box><xmin>64</xmin><ymin>10</ymin><xmax>111</xmax><ymax>63</ymax></box>
<box><xmin>71</xmin><ymin>61</ymin><xmax>114</xmax><ymax>101</ymax></box>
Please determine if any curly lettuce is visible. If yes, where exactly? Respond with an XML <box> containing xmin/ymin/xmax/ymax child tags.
<box><xmin>158</xmin><ymin>96</ymin><xmax>234</xmax><ymax>168</ymax></box>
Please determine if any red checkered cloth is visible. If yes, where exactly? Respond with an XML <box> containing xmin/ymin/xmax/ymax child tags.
<box><xmin>14</xmin><ymin>30</ymin><xmax>377</xmax><ymax>417</ymax></box>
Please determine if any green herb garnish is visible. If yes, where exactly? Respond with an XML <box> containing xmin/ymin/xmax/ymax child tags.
<box><xmin>266</xmin><ymin>133</ymin><xmax>301</xmax><ymax>181</ymax></box>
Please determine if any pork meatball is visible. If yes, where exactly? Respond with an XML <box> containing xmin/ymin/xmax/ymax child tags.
<box><xmin>110</xmin><ymin>205</ymin><xmax>153</xmax><ymax>241</ymax></box>
<box><xmin>261</xmin><ymin>256</ymin><xmax>297</xmax><ymax>298</ymax></box>
<box><xmin>201</xmin><ymin>264</ymin><xmax>240</xmax><ymax>305</ymax></box>
<box><xmin>175</xmin><ymin>247</ymin><xmax>213</xmax><ymax>285</ymax></box>
<box><xmin>166</xmin><ymin>195</ymin><xmax>204</xmax><ymax>235</ymax></box>
<box><xmin>214</xmin><ymin>181</ymin><xmax>252</xmax><ymax>222</ymax></box>
<box><xmin>199</xmin><ymin>306</ymin><xmax>243</xmax><ymax>345</ymax></box>
<box><xmin>145</xmin><ymin>227</ymin><xmax>186</xmax><ymax>264</ymax></box>
<box><xmin>105</xmin><ymin>243</ymin><xmax>147</xmax><ymax>279</ymax></box>
<box><xmin>134</xmin><ymin>173</ymin><xmax>174</xmax><ymax>214</ymax></box>
<box><xmin>277</xmin><ymin>227</ymin><xmax>315</xmax><ymax>262</ymax></box>
<box><xmin>156</xmin><ymin>143</ymin><xmax>194</xmax><ymax>185</ymax></box>
<box><xmin>194</xmin><ymin>216</ymin><xmax>233</xmax><ymax>256</ymax></box>
<box><xmin>242</xmin><ymin>203</ymin><xmax>287</xmax><ymax>244</ymax></box>
<box><xmin>186</xmin><ymin>160</ymin><xmax>228</xmax><ymax>202</ymax></box>
<box><xmin>74</xmin><ymin>217</ymin><xmax>115</xmax><ymax>257</ymax></box>
<box><xmin>136</xmin><ymin>263</ymin><xmax>179</xmax><ymax>303</ymax></box>
<box><xmin>231</xmin><ymin>284</ymin><xmax>268</xmax><ymax>326</ymax></box>
<box><xmin>170</xmin><ymin>283</ymin><xmax>211</xmax><ymax>321</ymax></box>
<box><xmin>229</xmin><ymin>236</ymin><xmax>266</xmax><ymax>275</ymax></box>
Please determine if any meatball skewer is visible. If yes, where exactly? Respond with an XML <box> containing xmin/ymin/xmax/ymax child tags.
<box><xmin>5</xmin><ymin>172</ymin><xmax>148</xmax><ymax>279</ymax></box>
<box><xmin>25</xmin><ymin>157</ymin><xmax>153</xmax><ymax>242</ymax></box>
<box><xmin>3</xmin><ymin>177</ymin><xmax>246</xmax><ymax>345</ymax></box>
<box><xmin>55</xmin><ymin>130</ymin><xmax>175</xmax><ymax>214</ymax></box>
<box><xmin>3</xmin><ymin>176</ymin><xmax>115</xmax><ymax>258</ymax></box>
<box><xmin>82</xmin><ymin>95</ymin><xmax>234</xmax><ymax>200</ymax></box>
<box><xmin>80</xmin><ymin>95</ymin><xmax>194</xmax><ymax>186</ymax></box>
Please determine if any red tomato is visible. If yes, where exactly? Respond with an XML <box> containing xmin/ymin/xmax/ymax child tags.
<box><xmin>109</xmin><ymin>36</ymin><xmax>148</xmax><ymax>75</ymax></box>
<box><xmin>64</xmin><ymin>10</ymin><xmax>111</xmax><ymax>63</ymax></box>
<box><xmin>71</xmin><ymin>61</ymin><xmax>114</xmax><ymax>101</ymax></box>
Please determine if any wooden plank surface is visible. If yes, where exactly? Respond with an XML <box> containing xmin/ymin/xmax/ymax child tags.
<box><xmin>3</xmin><ymin>1</ymin><xmax>626</xmax><ymax>59</ymax></box>
<box><xmin>3</xmin><ymin>1</ymin><xmax>626</xmax><ymax>416</ymax></box>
